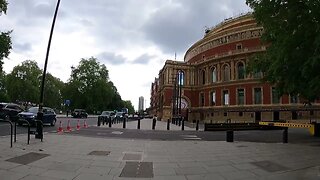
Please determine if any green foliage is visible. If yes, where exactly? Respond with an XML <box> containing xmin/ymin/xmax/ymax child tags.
<box><xmin>246</xmin><ymin>0</ymin><xmax>320</xmax><ymax>102</ymax></box>
<box><xmin>0</xmin><ymin>0</ymin><xmax>11</xmax><ymax>70</ymax></box>
<box><xmin>123</xmin><ymin>100</ymin><xmax>135</xmax><ymax>114</ymax></box>
<box><xmin>0</xmin><ymin>0</ymin><xmax>8</xmax><ymax>14</ymax></box>
<box><xmin>6</xmin><ymin>60</ymin><xmax>42</xmax><ymax>103</ymax></box>
<box><xmin>43</xmin><ymin>73</ymin><xmax>64</xmax><ymax>109</ymax></box>
<box><xmin>64</xmin><ymin>57</ymin><xmax>125</xmax><ymax>113</ymax></box>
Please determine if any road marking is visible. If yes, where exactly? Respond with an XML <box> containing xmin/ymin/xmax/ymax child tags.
<box><xmin>184</xmin><ymin>137</ymin><xmax>202</xmax><ymax>140</ymax></box>
<box><xmin>180</xmin><ymin>135</ymin><xmax>201</xmax><ymax>140</ymax></box>
<box><xmin>181</xmin><ymin>135</ymin><xmax>198</xmax><ymax>138</ymax></box>
<box><xmin>111</xmin><ymin>131</ymin><xmax>123</xmax><ymax>135</ymax></box>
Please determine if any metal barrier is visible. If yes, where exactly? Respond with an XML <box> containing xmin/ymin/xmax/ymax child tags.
<box><xmin>16</xmin><ymin>119</ymin><xmax>31</xmax><ymax>145</ymax></box>
<box><xmin>259</xmin><ymin>121</ymin><xmax>319</xmax><ymax>137</ymax></box>
<box><xmin>0</xmin><ymin>120</ymin><xmax>13</xmax><ymax>148</ymax></box>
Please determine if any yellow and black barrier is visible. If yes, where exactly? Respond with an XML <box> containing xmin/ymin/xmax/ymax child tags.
<box><xmin>259</xmin><ymin>122</ymin><xmax>320</xmax><ymax>136</ymax></box>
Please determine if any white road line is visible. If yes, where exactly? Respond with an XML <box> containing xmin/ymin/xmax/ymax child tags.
<box><xmin>111</xmin><ymin>131</ymin><xmax>123</xmax><ymax>135</ymax></box>
<box><xmin>181</xmin><ymin>135</ymin><xmax>198</xmax><ymax>138</ymax></box>
<box><xmin>184</xmin><ymin>137</ymin><xmax>202</xmax><ymax>140</ymax></box>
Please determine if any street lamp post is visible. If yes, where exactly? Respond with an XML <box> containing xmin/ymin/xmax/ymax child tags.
<box><xmin>37</xmin><ymin>0</ymin><xmax>61</xmax><ymax>139</ymax></box>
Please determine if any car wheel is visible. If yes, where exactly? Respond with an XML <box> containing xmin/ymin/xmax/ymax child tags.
<box><xmin>51</xmin><ymin>119</ymin><xmax>56</xmax><ymax>126</ymax></box>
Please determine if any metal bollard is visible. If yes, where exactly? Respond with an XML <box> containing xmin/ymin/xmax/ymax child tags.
<box><xmin>123</xmin><ymin>117</ymin><xmax>126</xmax><ymax>128</ymax></box>
<box><xmin>152</xmin><ymin>118</ymin><xmax>156</xmax><ymax>130</ymax></box>
<box><xmin>181</xmin><ymin>118</ymin><xmax>184</xmax><ymax>131</ymax></box>
<box><xmin>97</xmin><ymin>118</ymin><xmax>101</xmax><ymax>127</ymax></box>
<box><xmin>196</xmin><ymin>120</ymin><xmax>199</xmax><ymax>131</ymax></box>
<box><xmin>109</xmin><ymin>117</ymin><xmax>112</xmax><ymax>127</ymax></box>
<box><xmin>167</xmin><ymin>119</ymin><xmax>170</xmax><ymax>130</ymax></box>
<box><xmin>226</xmin><ymin>130</ymin><xmax>234</xmax><ymax>142</ymax></box>
<box><xmin>283</xmin><ymin>127</ymin><xmax>288</xmax><ymax>143</ymax></box>
<box><xmin>137</xmin><ymin>118</ymin><xmax>141</xmax><ymax>129</ymax></box>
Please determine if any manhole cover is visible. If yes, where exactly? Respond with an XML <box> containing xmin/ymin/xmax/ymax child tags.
<box><xmin>88</xmin><ymin>151</ymin><xmax>110</xmax><ymax>156</ymax></box>
<box><xmin>6</xmin><ymin>152</ymin><xmax>50</xmax><ymax>165</ymax></box>
<box><xmin>120</xmin><ymin>162</ymin><xmax>153</xmax><ymax>178</ymax></box>
<box><xmin>251</xmin><ymin>161</ymin><xmax>289</xmax><ymax>172</ymax></box>
<box><xmin>123</xmin><ymin>153</ymin><xmax>142</xmax><ymax>161</ymax></box>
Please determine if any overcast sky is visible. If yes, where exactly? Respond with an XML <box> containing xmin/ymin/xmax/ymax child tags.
<box><xmin>1</xmin><ymin>0</ymin><xmax>250</xmax><ymax>110</ymax></box>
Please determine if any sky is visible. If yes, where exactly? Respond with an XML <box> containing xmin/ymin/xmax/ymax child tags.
<box><xmin>1</xmin><ymin>0</ymin><xmax>251</xmax><ymax>110</ymax></box>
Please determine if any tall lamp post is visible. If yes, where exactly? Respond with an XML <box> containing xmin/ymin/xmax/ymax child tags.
<box><xmin>37</xmin><ymin>0</ymin><xmax>61</xmax><ymax>136</ymax></box>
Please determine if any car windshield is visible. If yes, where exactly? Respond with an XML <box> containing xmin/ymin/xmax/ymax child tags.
<box><xmin>27</xmin><ymin>107</ymin><xmax>38</xmax><ymax>113</ymax></box>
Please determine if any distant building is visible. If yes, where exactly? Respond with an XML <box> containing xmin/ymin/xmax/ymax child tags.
<box><xmin>138</xmin><ymin>96</ymin><xmax>144</xmax><ymax>112</ymax></box>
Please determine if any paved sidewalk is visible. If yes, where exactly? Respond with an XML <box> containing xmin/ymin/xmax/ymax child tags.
<box><xmin>0</xmin><ymin>120</ymin><xmax>320</xmax><ymax>179</ymax></box>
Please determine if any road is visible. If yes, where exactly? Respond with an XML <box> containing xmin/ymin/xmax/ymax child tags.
<box><xmin>1</xmin><ymin>117</ymin><xmax>320</xmax><ymax>145</ymax></box>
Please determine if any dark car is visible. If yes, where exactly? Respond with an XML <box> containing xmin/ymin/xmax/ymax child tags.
<box><xmin>18</xmin><ymin>107</ymin><xmax>57</xmax><ymax>126</ymax></box>
<box><xmin>0</xmin><ymin>103</ymin><xmax>24</xmax><ymax>121</ymax></box>
<box><xmin>98</xmin><ymin>111</ymin><xmax>115</xmax><ymax>124</ymax></box>
<box><xmin>71</xmin><ymin>109</ymin><xmax>88</xmax><ymax>118</ymax></box>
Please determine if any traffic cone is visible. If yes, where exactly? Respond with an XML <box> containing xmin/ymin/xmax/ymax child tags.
<box><xmin>83</xmin><ymin>120</ymin><xmax>88</xmax><ymax>128</ymax></box>
<box><xmin>66</xmin><ymin>120</ymin><xmax>72</xmax><ymax>132</ymax></box>
<box><xmin>76</xmin><ymin>120</ymin><xmax>81</xmax><ymax>130</ymax></box>
<box><xmin>57</xmin><ymin>121</ymin><xmax>63</xmax><ymax>134</ymax></box>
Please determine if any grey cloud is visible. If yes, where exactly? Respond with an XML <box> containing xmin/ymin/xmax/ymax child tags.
<box><xmin>131</xmin><ymin>54</ymin><xmax>155</xmax><ymax>65</ymax></box>
<box><xmin>13</xmin><ymin>42</ymin><xmax>32</xmax><ymax>53</ymax></box>
<box><xmin>141</xmin><ymin>0</ymin><xmax>250</xmax><ymax>54</ymax></box>
<box><xmin>98</xmin><ymin>52</ymin><xmax>127</xmax><ymax>65</ymax></box>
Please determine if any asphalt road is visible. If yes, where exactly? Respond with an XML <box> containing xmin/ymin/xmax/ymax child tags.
<box><xmin>1</xmin><ymin>117</ymin><xmax>320</xmax><ymax>145</ymax></box>
<box><xmin>0</xmin><ymin>117</ymin><xmax>98</xmax><ymax>136</ymax></box>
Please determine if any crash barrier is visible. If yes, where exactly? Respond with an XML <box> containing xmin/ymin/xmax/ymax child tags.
<box><xmin>224</xmin><ymin>127</ymin><xmax>288</xmax><ymax>143</ymax></box>
<box><xmin>0</xmin><ymin>120</ymin><xmax>13</xmax><ymax>147</ymax></box>
<box><xmin>204</xmin><ymin>123</ymin><xmax>285</xmax><ymax>131</ymax></box>
<box><xmin>259</xmin><ymin>121</ymin><xmax>320</xmax><ymax>137</ymax></box>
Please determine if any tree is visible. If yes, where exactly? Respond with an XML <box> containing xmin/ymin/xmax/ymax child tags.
<box><xmin>0</xmin><ymin>0</ymin><xmax>11</xmax><ymax>101</ymax></box>
<box><xmin>43</xmin><ymin>73</ymin><xmax>64</xmax><ymax>109</ymax></box>
<box><xmin>64</xmin><ymin>57</ymin><xmax>124</xmax><ymax>113</ymax></box>
<box><xmin>123</xmin><ymin>100</ymin><xmax>135</xmax><ymax>114</ymax></box>
<box><xmin>246</xmin><ymin>0</ymin><xmax>320</xmax><ymax>102</ymax></box>
<box><xmin>6</xmin><ymin>60</ymin><xmax>42</xmax><ymax>103</ymax></box>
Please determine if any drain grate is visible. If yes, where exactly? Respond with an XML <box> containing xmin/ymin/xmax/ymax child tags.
<box><xmin>6</xmin><ymin>152</ymin><xmax>49</xmax><ymax>165</ymax></box>
<box><xmin>251</xmin><ymin>160</ymin><xmax>289</xmax><ymax>172</ymax></box>
<box><xmin>123</xmin><ymin>153</ymin><xmax>142</xmax><ymax>161</ymax></box>
<box><xmin>120</xmin><ymin>162</ymin><xmax>153</xmax><ymax>178</ymax></box>
<box><xmin>88</xmin><ymin>151</ymin><xmax>110</xmax><ymax>156</ymax></box>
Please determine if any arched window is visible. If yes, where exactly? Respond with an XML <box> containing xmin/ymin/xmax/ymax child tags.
<box><xmin>212</xmin><ymin>67</ymin><xmax>217</xmax><ymax>82</ymax></box>
<box><xmin>223</xmin><ymin>64</ymin><xmax>230</xmax><ymax>81</ymax></box>
<box><xmin>202</xmin><ymin>70</ymin><xmax>206</xmax><ymax>85</ymax></box>
<box><xmin>178</xmin><ymin>71</ymin><xmax>184</xmax><ymax>85</ymax></box>
<box><xmin>237</xmin><ymin>62</ymin><xmax>245</xmax><ymax>79</ymax></box>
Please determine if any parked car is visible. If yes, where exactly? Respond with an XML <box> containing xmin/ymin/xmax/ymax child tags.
<box><xmin>0</xmin><ymin>103</ymin><xmax>24</xmax><ymax>122</ymax></box>
<box><xmin>98</xmin><ymin>111</ymin><xmax>115</xmax><ymax>124</ymax></box>
<box><xmin>18</xmin><ymin>107</ymin><xmax>57</xmax><ymax>126</ymax></box>
<box><xmin>71</xmin><ymin>109</ymin><xmax>88</xmax><ymax>118</ymax></box>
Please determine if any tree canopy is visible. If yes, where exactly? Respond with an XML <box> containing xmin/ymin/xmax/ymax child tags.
<box><xmin>0</xmin><ymin>0</ymin><xmax>11</xmax><ymax>69</ymax></box>
<box><xmin>246</xmin><ymin>0</ymin><xmax>320</xmax><ymax>102</ymax></box>
<box><xmin>64</xmin><ymin>57</ymin><xmax>132</xmax><ymax>113</ymax></box>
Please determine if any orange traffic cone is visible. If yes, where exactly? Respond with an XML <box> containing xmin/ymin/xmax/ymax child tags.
<box><xmin>76</xmin><ymin>120</ymin><xmax>81</xmax><ymax>130</ymax></box>
<box><xmin>57</xmin><ymin>121</ymin><xmax>63</xmax><ymax>134</ymax></box>
<box><xmin>83</xmin><ymin>120</ymin><xmax>88</xmax><ymax>128</ymax></box>
<box><xmin>66</xmin><ymin>120</ymin><xmax>72</xmax><ymax>132</ymax></box>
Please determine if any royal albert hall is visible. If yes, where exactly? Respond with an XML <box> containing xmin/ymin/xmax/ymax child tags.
<box><xmin>149</xmin><ymin>13</ymin><xmax>320</xmax><ymax>123</ymax></box>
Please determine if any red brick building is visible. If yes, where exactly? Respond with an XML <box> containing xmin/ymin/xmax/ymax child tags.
<box><xmin>149</xmin><ymin>13</ymin><xmax>320</xmax><ymax>123</ymax></box>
